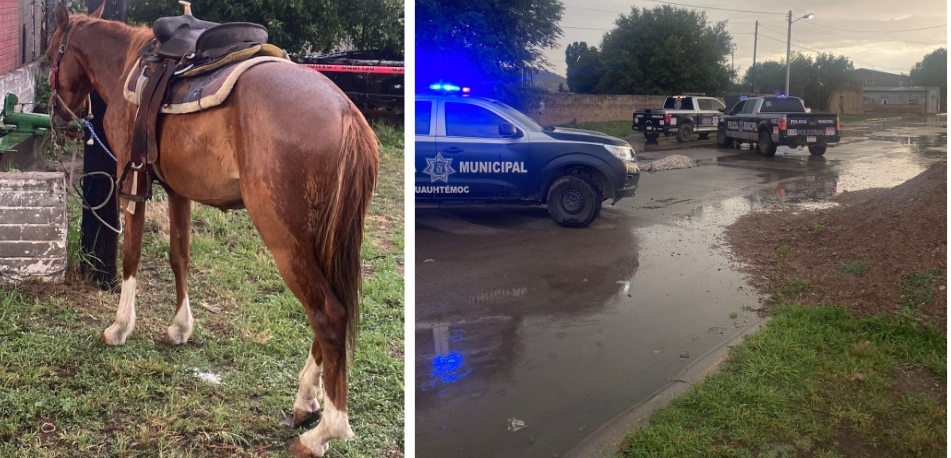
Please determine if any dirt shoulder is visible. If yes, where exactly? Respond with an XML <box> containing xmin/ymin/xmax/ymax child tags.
<box><xmin>724</xmin><ymin>161</ymin><xmax>947</xmax><ymax>332</ymax></box>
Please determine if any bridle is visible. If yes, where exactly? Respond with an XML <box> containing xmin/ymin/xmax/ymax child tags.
<box><xmin>49</xmin><ymin>20</ymin><xmax>92</xmax><ymax>125</ymax></box>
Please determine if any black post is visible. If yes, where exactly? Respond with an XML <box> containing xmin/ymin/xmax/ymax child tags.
<box><xmin>80</xmin><ymin>0</ymin><xmax>128</xmax><ymax>290</ymax></box>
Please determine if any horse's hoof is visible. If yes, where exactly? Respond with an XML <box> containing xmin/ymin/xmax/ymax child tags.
<box><xmin>289</xmin><ymin>438</ymin><xmax>329</xmax><ymax>457</ymax></box>
<box><xmin>99</xmin><ymin>328</ymin><xmax>127</xmax><ymax>346</ymax></box>
<box><xmin>165</xmin><ymin>326</ymin><xmax>191</xmax><ymax>345</ymax></box>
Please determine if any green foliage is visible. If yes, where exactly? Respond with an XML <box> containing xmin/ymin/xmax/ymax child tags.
<box><xmin>742</xmin><ymin>52</ymin><xmax>859</xmax><ymax>110</ymax></box>
<box><xmin>595</xmin><ymin>5</ymin><xmax>734</xmax><ymax>95</ymax></box>
<box><xmin>127</xmin><ymin>0</ymin><xmax>404</xmax><ymax>56</ymax></box>
<box><xmin>899</xmin><ymin>270</ymin><xmax>944</xmax><ymax>312</ymax></box>
<box><xmin>776</xmin><ymin>279</ymin><xmax>810</xmax><ymax>297</ymax></box>
<box><xmin>910</xmin><ymin>48</ymin><xmax>947</xmax><ymax>111</ymax></box>
<box><xmin>839</xmin><ymin>260</ymin><xmax>870</xmax><ymax>275</ymax></box>
<box><xmin>556</xmin><ymin>120</ymin><xmax>632</xmax><ymax>140</ymax></box>
<box><xmin>618</xmin><ymin>304</ymin><xmax>946</xmax><ymax>457</ymax></box>
<box><xmin>776</xmin><ymin>244</ymin><xmax>793</xmax><ymax>261</ymax></box>
<box><xmin>416</xmin><ymin>0</ymin><xmax>564</xmax><ymax>105</ymax></box>
<box><xmin>565</xmin><ymin>41</ymin><xmax>602</xmax><ymax>93</ymax></box>
<box><xmin>33</xmin><ymin>70</ymin><xmax>51</xmax><ymax>114</ymax></box>
<box><xmin>810</xmin><ymin>221</ymin><xmax>826</xmax><ymax>233</ymax></box>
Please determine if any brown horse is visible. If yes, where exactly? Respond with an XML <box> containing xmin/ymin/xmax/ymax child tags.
<box><xmin>45</xmin><ymin>4</ymin><xmax>378</xmax><ymax>456</ymax></box>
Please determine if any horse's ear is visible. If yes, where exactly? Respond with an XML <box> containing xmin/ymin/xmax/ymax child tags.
<box><xmin>55</xmin><ymin>2</ymin><xmax>69</xmax><ymax>31</ymax></box>
<box><xmin>90</xmin><ymin>1</ymin><xmax>105</xmax><ymax>19</ymax></box>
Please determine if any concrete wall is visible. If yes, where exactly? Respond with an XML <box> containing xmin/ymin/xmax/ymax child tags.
<box><xmin>0</xmin><ymin>172</ymin><xmax>67</xmax><ymax>282</ymax></box>
<box><xmin>863</xmin><ymin>104</ymin><xmax>926</xmax><ymax>114</ymax></box>
<box><xmin>533</xmin><ymin>93</ymin><xmax>671</xmax><ymax>125</ymax></box>
<box><xmin>0</xmin><ymin>60</ymin><xmax>40</xmax><ymax>105</ymax></box>
<box><xmin>826</xmin><ymin>90</ymin><xmax>864</xmax><ymax>115</ymax></box>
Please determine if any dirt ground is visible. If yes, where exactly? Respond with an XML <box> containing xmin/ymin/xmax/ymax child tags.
<box><xmin>725</xmin><ymin>162</ymin><xmax>947</xmax><ymax>333</ymax></box>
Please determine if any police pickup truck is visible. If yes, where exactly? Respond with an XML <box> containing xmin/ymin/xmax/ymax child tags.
<box><xmin>416</xmin><ymin>85</ymin><xmax>640</xmax><ymax>228</ymax></box>
<box><xmin>716</xmin><ymin>96</ymin><xmax>840</xmax><ymax>156</ymax></box>
<box><xmin>632</xmin><ymin>95</ymin><xmax>726</xmax><ymax>143</ymax></box>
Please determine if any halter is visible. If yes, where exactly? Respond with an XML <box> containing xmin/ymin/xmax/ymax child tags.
<box><xmin>49</xmin><ymin>20</ymin><xmax>91</xmax><ymax>124</ymax></box>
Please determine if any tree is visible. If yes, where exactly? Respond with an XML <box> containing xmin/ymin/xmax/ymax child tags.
<box><xmin>910</xmin><ymin>48</ymin><xmax>947</xmax><ymax>111</ymax></box>
<box><xmin>565</xmin><ymin>42</ymin><xmax>602</xmax><ymax>93</ymax></box>
<box><xmin>596</xmin><ymin>5</ymin><xmax>733</xmax><ymax>95</ymax></box>
<box><xmin>416</xmin><ymin>0</ymin><xmax>563</xmax><ymax>105</ymax></box>
<box><xmin>128</xmin><ymin>0</ymin><xmax>403</xmax><ymax>56</ymax></box>
<box><xmin>740</xmin><ymin>52</ymin><xmax>857</xmax><ymax>110</ymax></box>
<box><xmin>741</xmin><ymin>61</ymin><xmax>786</xmax><ymax>94</ymax></box>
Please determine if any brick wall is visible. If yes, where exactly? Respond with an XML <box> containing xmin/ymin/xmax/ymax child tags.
<box><xmin>0</xmin><ymin>0</ymin><xmax>17</xmax><ymax>74</ymax></box>
<box><xmin>533</xmin><ymin>93</ymin><xmax>698</xmax><ymax>125</ymax></box>
<box><xmin>0</xmin><ymin>172</ymin><xmax>67</xmax><ymax>283</ymax></box>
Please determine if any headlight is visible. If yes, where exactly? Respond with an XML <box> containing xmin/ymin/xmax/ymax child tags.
<box><xmin>603</xmin><ymin>144</ymin><xmax>635</xmax><ymax>161</ymax></box>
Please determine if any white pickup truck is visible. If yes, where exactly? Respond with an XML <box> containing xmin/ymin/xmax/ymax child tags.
<box><xmin>632</xmin><ymin>95</ymin><xmax>726</xmax><ymax>143</ymax></box>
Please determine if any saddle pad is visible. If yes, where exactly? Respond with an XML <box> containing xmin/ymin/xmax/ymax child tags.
<box><xmin>123</xmin><ymin>55</ymin><xmax>292</xmax><ymax>114</ymax></box>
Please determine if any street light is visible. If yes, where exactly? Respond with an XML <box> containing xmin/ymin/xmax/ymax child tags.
<box><xmin>785</xmin><ymin>11</ymin><xmax>814</xmax><ymax>96</ymax></box>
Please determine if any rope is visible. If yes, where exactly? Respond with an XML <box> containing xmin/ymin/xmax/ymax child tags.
<box><xmin>51</xmin><ymin>127</ymin><xmax>124</xmax><ymax>235</ymax></box>
<box><xmin>81</xmin><ymin>119</ymin><xmax>117</xmax><ymax>161</ymax></box>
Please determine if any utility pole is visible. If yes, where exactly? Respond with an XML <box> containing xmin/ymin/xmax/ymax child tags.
<box><xmin>80</xmin><ymin>0</ymin><xmax>128</xmax><ymax>291</ymax></box>
<box><xmin>730</xmin><ymin>43</ymin><xmax>736</xmax><ymax>82</ymax></box>
<box><xmin>785</xmin><ymin>11</ymin><xmax>814</xmax><ymax>96</ymax></box>
<box><xmin>752</xmin><ymin>21</ymin><xmax>758</xmax><ymax>92</ymax></box>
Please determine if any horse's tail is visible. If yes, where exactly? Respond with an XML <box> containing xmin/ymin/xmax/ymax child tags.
<box><xmin>317</xmin><ymin>101</ymin><xmax>378</xmax><ymax>360</ymax></box>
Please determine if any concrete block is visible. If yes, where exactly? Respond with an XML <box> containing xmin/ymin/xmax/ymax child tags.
<box><xmin>0</xmin><ymin>172</ymin><xmax>67</xmax><ymax>282</ymax></box>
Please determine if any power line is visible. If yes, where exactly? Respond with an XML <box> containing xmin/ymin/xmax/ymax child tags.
<box><xmin>760</xmin><ymin>22</ymin><xmax>946</xmax><ymax>46</ymax></box>
<box><xmin>562</xmin><ymin>25</ymin><xmax>611</xmax><ymax>31</ymax></box>
<box><xmin>805</xmin><ymin>22</ymin><xmax>948</xmax><ymax>34</ymax></box>
<box><xmin>641</xmin><ymin>0</ymin><xmax>786</xmax><ymax>15</ymax></box>
<box><xmin>753</xmin><ymin>31</ymin><xmax>909</xmax><ymax>72</ymax></box>
<box><xmin>564</xmin><ymin>6</ymin><xmax>625</xmax><ymax>15</ymax></box>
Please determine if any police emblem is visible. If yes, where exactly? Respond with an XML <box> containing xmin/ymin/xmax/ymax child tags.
<box><xmin>424</xmin><ymin>153</ymin><xmax>456</xmax><ymax>183</ymax></box>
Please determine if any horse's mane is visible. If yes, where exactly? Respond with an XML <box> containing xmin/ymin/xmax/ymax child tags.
<box><xmin>67</xmin><ymin>14</ymin><xmax>154</xmax><ymax>73</ymax></box>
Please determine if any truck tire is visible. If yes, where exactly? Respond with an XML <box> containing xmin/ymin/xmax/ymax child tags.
<box><xmin>547</xmin><ymin>175</ymin><xmax>601</xmax><ymax>228</ymax></box>
<box><xmin>676</xmin><ymin>123</ymin><xmax>692</xmax><ymax>143</ymax></box>
<box><xmin>758</xmin><ymin>130</ymin><xmax>777</xmax><ymax>156</ymax></box>
<box><xmin>644</xmin><ymin>132</ymin><xmax>660</xmax><ymax>143</ymax></box>
<box><xmin>808</xmin><ymin>145</ymin><xmax>827</xmax><ymax>156</ymax></box>
<box><xmin>716</xmin><ymin>126</ymin><xmax>733</xmax><ymax>147</ymax></box>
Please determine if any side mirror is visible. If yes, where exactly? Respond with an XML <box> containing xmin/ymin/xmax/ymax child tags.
<box><xmin>499</xmin><ymin>122</ymin><xmax>520</xmax><ymax>137</ymax></box>
<box><xmin>717</xmin><ymin>108</ymin><xmax>725</xmax><ymax>113</ymax></box>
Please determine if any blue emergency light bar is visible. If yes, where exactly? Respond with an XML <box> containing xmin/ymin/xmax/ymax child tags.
<box><xmin>428</xmin><ymin>83</ymin><xmax>471</xmax><ymax>94</ymax></box>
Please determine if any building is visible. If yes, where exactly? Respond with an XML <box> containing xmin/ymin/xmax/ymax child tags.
<box><xmin>853</xmin><ymin>68</ymin><xmax>941</xmax><ymax>114</ymax></box>
<box><xmin>0</xmin><ymin>0</ymin><xmax>45</xmax><ymax>107</ymax></box>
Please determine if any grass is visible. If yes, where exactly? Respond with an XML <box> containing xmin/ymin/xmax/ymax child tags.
<box><xmin>0</xmin><ymin>121</ymin><xmax>404</xmax><ymax>457</ymax></box>
<box><xmin>775</xmin><ymin>245</ymin><xmax>793</xmax><ymax>266</ymax></box>
<box><xmin>810</xmin><ymin>221</ymin><xmax>826</xmax><ymax>234</ymax></box>
<box><xmin>557</xmin><ymin>120</ymin><xmax>633</xmax><ymax>140</ymax></box>
<box><xmin>839</xmin><ymin>260</ymin><xmax>870</xmax><ymax>275</ymax></box>
<box><xmin>618</xmin><ymin>304</ymin><xmax>946</xmax><ymax>457</ymax></box>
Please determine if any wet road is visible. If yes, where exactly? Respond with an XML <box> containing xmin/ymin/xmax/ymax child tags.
<box><xmin>414</xmin><ymin>117</ymin><xmax>946</xmax><ymax>458</ymax></box>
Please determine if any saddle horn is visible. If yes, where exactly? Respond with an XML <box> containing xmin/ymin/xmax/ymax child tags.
<box><xmin>179</xmin><ymin>1</ymin><xmax>192</xmax><ymax>16</ymax></box>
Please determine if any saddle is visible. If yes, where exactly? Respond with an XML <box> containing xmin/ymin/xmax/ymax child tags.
<box><xmin>121</xmin><ymin>7</ymin><xmax>279</xmax><ymax>203</ymax></box>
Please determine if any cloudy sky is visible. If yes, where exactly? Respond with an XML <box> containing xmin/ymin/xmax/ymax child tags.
<box><xmin>546</xmin><ymin>0</ymin><xmax>948</xmax><ymax>79</ymax></box>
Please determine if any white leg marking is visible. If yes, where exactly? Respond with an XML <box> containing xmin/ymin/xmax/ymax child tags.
<box><xmin>293</xmin><ymin>354</ymin><xmax>322</xmax><ymax>415</ymax></box>
<box><xmin>102</xmin><ymin>276</ymin><xmax>137</xmax><ymax>346</ymax></box>
<box><xmin>298</xmin><ymin>396</ymin><xmax>354</xmax><ymax>457</ymax></box>
<box><xmin>166</xmin><ymin>295</ymin><xmax>194</xmax><ymax>344</ymax></box>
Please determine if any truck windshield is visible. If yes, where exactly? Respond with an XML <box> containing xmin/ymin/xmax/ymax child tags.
<box><xmin>760</xmin><ymin>98</ymin><xmax>806</xmax><ymax>113</ymax></box>
<box><xmin>488</xmin><ymin>100</ymin><xmax>544</xmax><ymax>131</ymax></box>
